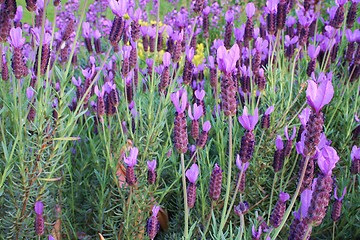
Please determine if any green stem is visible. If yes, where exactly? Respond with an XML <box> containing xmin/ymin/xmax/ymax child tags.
<box><xmin>332</xmin><ymin>222</ymin><xmax>335</xmax><ymax>240</ymax></box>
<box><xmin>271</xmin><ymin>155</ymin><xmax>311</xmax><ymax>239</ymax></box>
<box><xmin>224</xmin><ymin>165</ymin><xmax>244</xmax><ymax>223</ymax></box>
<box><xmin>181</xmin><ymin>153</ymin><xmax>189</xmax><ymax>239</ymax></box>
<box><xmin>202</xmin><ymin>201</ymin><xmax>214</xmax><ymax>239</ymax></box>
<box><xmin>218</xmin><ymin>116</ymin><xmax>233</xmax><ymax>237</ymax></box>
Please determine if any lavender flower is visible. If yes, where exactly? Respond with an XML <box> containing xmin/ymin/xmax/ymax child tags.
<box><xmin>238</xmin><ymin>107</ymin><xmax>259</xmax><ymax>131</ymax></box>
<box><xmin>124</xmin><ymin>147</ymin><xmax>138</xmax><ymax>185</ymax></box>
<box><xmin>171</xmin><ymin>89</ymin><xmax>188</xmax><ymax>153</ymax></box>
<box><xmin>188</xmin><ymin>103</ymin><xmax>203</xmax><ymax>140</ymax></box>
<box><xmin>331</xmin><ymin>186</ymin><xmax>346</xmax><ymax>221</ymax></box>
<box><xmin>284</xmin><ymin>126</ymin><xmax>296</xmax><ymax>157</ymax></box>
<box><xmin>273</xmin><ymin>135</ymin><xmax>285</xmax><ymax>172</ymax></box>
<box><xmin>197</xmin><ymin>121</ymin><xmax>211</xmax><ymax>148</ymax></box>
<box><xmin>270</xmin><ymin>192</ymin><xmax>290</xmax><ymax>227</ymax></box>
<box><xmin>147</xmin><ymin>205</ymin><xmax>160</xmax><ymax>240</ymax></box>
<box><xmin>34</xmin><ymin>201</ymin><xmax>44</xmax><ymax>236</ymax></box>
<box><xmin>236</xmin><ymin>156</ymin><xmax>250</xmax><ymax>192</ymax></box>
<box><xmin>261</xmin><ymin>106</ymin><xmax>274</xmax><ymax>129</ymax></box>
<box><xmin>209</xmin><ymin>163</ymin><xmax>222</xmax><ymax>201</ymax></box>
<box><xmin>252</xmin><ymin>225</ymin><xmax>262</xmax><ymax>240</ymax></box>
<box><xmin>9</xmin><ymin>27</ymin><xmax>27</xmax><ymax>79</ymax></box>
<box><xmin>159</xmin><ymin>52</ymin><xmax>171</xmax><ymax>93</ymax></box>
<box><xmin>238</xmin><ymin>107</ymin><xmax>259</xmax><ymax>163</ymax></box>
<box><xmin>146</xmin><ymin>160</ymin><xmax>157</xmax><ymax>185</ymax></box>
<box><xmin>351</xmin><ymin>145</ymin><xmax>360</xmax><ymax>174</ymax></box>
<box><xmin>186</xmin><ymin>164</ymin><xmax>199</xmax><ymax>208</ymax></box>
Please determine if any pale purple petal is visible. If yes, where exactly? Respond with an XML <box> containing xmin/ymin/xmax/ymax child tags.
<box><xmin>195</xmin><ymin>89</ymin><xmax>205</xmax><ymax>101</ymax></box>
<box><xmin>26</xmin><ymin>87</ymin><xmax>35</xmax><ymax>100</ymax></box>
<box><xmin>299</xmin><ymin>189</ymin><xmax>313</xmax><ymax>218</ymax></box>
<box><xmin>202</xmin><ymin>121</ymin><xmax>211</xmax><ymax>132</ymax></box>
<box><xmin>34</xmin><ymin>201</ymin><xmax>44</xmax><ymax>215</ymax></box>
<box><xmin>279</xmin><ymin>192</ymin><xmax>290</xmax><ymax>202</ymax></box>
<box><xmin>298</xmin><ymin>107</ymin><xmax>311</xmax><ymax>126</ymax></box>
<box><xmin>236</xmin><ymin>155</ymin><xmax>250</xmax><ymax>171</ymax></box>
<box><xmin>186</xmin><ymin>164</ymin><xmax>199</xmax><ymax>183</ymax></box>
<box><xmin>147</xmin><ymin>160</ymin><xmax>157</xmax><ymax>171</ymax></box>
<box><xmin>351</xmin><ymin>145</ymin><xmax>360</xmax><ymax>160</ymax></box>
<box><xmin>163</xmin><ymin>52</ymin><xmax>171</xmax><ymax>67</ymax></box>
<box><xmin>124</xmin><ymin>147</ymin><xmax>138</xmax><ymax>167</ymax></box>
<box><xmin>317</xmin><ymin>146</ymin><xmax>339</xmax><ymax>175</ymax></box>
<box><xmin>265</xmin><ymin>106</ymin><xmax>274</xmax><ymax>115</ymax></box>
<box><xmin>245</xmin><ymin>3</ymin><xmax>256</xmax><ymax>18</ymax></box>
<box><xmin>306</xmin><ymin>79</ymin><xmax>334</xmax><ymax>113</ymax></box>
<box><xmin>152</xmin><ymin>205</ymin><xmax>160</xmax><ymax>216</ymax></box>
<box><xmin>275</xmin><ymin>135</ymin><xmax>284</xmax><ymax>150</ymax></box>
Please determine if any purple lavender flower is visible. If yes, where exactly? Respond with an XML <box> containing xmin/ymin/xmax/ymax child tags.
<box><xmin>147</xmin><ymin>159</ymin><xmax>157</xmax><ymax>184</ymax></box>
<box><xmin>284</xmin><ymin>126</ymin><xmax>296</xmax><ymax>157</ymax></box>
<box><xmin>34</xmin><ymin>201</ymin><xmax>44</xmax><ymax>236</ymax></box>
<box><xmin>306</xmin><ymin>79</ymin><xmax>334</xmax><ymax>113</ymax></box>
<box><xmin>186</xmin><ymin>164</ymin><xmax>199</xmax><ymax>208</ymax></box>
<box><xmin>109</xmin><ymin>0</ymin><xmax>127</xmax><ymax>17</ymax></box>
<box><xmin>351</xmin><ymin>145</ymin><xmax>360</xmax><ymax>174</ymax></box>
<box><xmin>246</xmin><ymin>3</ymin><xmax>256</xmax><ymax>18</ymax></box>
<box><xmin>124</xmin><ymin>147</ymin><xmax>138</xmax><ymax>185</ymax></box>
<box><xmin>147</xmin><ymin>205</ymin><xmax>160</xmax><ymax>240</ymax></box>
<box><xmin>238</xmin><ymin>107</ymin><xmax>259</xmax><ymax>131</ymax></box>
<box><xmin>171</xmin><ymin>89</ymin><xmax>187</xmax><ymax>114</ymax></box>
<box><xmin>217</xmin><ymin>44</ymin><xmax>240</xmax><ymax>74</ymax></box>
<box><xmin>273</xmin><ymin>135</ymin><xmax>285</xmax><ymax>172</ymax></box>
<box><xmin>172</xmin><ymin>89</ymin><xmax>188</xmax><ymax>153</ymax></box>
<box><xmin>236</xmin><ymin>156</ymin><xmax>250</xmax><ymax>192</ymax></box>
<box><xmin>332</xmin><ymin>186</ymin><xmax>346</xmax><ymax>221</ymax></box>
<box><xmin>26</xmin><ymin>87</ymin><xmax>35</xmax><ymax>100</ymax></box>
<box><xmin>270</xmin><ymin>192</ymin><xmax>290</xmax><ymax>227</ymax></box>
<box><xmin>197</xmin><ymin>121</ymin><xmax>211</xmax><ymax>148</ymax></box>
<box><xmin>209</xmin><ymin>163</ymin><xmax>222</xmax><ymax>201</ymax></box>
<box><xmin>261</xmin><ymin>106</ymin><xmax>274</xmax><ymax>129</ymax></box>
<box><xmin>317</xmin><ymin>146</ymin><xmax>340</xmax><ymax>176</ymax></box>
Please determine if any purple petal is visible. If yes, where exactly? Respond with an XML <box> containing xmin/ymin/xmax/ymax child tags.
<box><xmin>279</xmin><ymin>192</ymin><xmax>290</xmax><ymax>202</ymax></box>
<box><xmin>275</xmin><ymin>135</ymin><xmax>284</xmax><ymax>150</ymax></box>
<box><xmin>238</xmin><ymin>106</ymin><xmax>251</xmax><ymax>131</ymax></box>
<box><xmin>265</xmin><ymin>106</ymin><xmax>274</xmax><ymax>115</ymax></box>
<box><xmin>147</xmin><ymin>160</ymin><xmax>157</xmax><ymax>171</ymax></box>
<box><xmin>202</xmin><ymin>121</ymin><xmax>211</xmax><ymax>132</ymax></box>
<box><xmin>299</xmin><ymin>189</ymin><xmax>313</xmax><ymax>218</ymax></box>
<box><xmin>351</xmin><ymin>145</ymin><xmax>360</xmax><ymax>160</ymax></box>
<box><xmin>195</xmin><ymin>89</ymin><xmax>205</xmax><ymax>101</ymax></box>
<box><xmin>245</xmin><ymin>3</ymin><xmax>256</xmax><ymax>18</ymax></box>
<box><xmin>298</xmin><ymin>107</ymin><xmax>311</xmax><ymax>126</ymax></box>
<box><xmin>26</xmin><ymin>87</ymin><xmax>35</xmax><ymax>100</ymax></box>
<box><xmin>163</xmin><ymin>52</ymin><xmax>171</xmax><ymax>67</ymax></box>
<box><xmin>317</xmin><ymin>146</ymin><xmax>339</xmax><ymax>175</ymax></box>
<box><xmin>34</xmin><ymin>201</ymin><xmax>44</xmax><ymax>215</ymax></box>
<box><xmin>186</xmin><ymin>164</ymin><xmax>199</xmax><ymax>183</ymax></box>
<box><xmin>152</xmin><ymin>205</ymin><xmax>160</xmax><ymax>216</ymax></box>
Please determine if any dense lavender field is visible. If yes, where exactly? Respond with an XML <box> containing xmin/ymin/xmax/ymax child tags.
<box><xmin>0</xmin><ymin>0</ymin><xmax>359</xmax><ymax>239</ymax></box>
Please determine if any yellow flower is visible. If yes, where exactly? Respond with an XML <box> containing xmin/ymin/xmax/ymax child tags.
<box><xmin>192</xmin><ymin>43</ymin><xmax>205</xmax><ymax>66</ymax></box>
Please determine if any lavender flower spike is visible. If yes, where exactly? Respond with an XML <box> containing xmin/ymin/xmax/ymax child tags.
<box><xmin>306</xmin><ymin>79</ymin><xmax>334</xmax><ymax>113</ymax></box>
<box><xmin>34</xmin><ymin>201</ymin><xmax>44</xmax><ymax>215</ymax></box>
<box><xmin>334</xmin><ymin>186</ymin><xmax>347</xmax><ymax>201</ymax></box>
<box><xmin>186</xmin><ymin>164</ymin><xmax>199</xmax><ymax>183</ymax></box>
<box><xmin>317</xmin><ymin>146</ymin><xmax>340</xmax><ymax>175</ymax></box>
<box><xmin>236</xmin><ymin>155</ymin><xmax>250</xmax><ymax>171</ymax></box>
<box><xmin>284</xmin><ymin>126</ymin><xmax>296</xmax><ymax>140</ymax></box>
<box><xmin>202</xmin><ymin>121</ymin><xmax>211</xmax><ymax>132</ymax></box>
<box><xmin>308</xmin><ymin>45</ymin><xmax>320</xmax><ymax>59</ymax></box>
<box><xmin>124</xmin><ymin>147</ymin><xmax>138</xmax><ymax>167</ymax></box>
<box><xmin>238</xmin><ymin>107</ymin><xmax>259</xmax><ymax>131</ymax></box>
<box><xmin>252</xmin><ymin>225</ymin><xmax>262</xmax><ymax>240</ymax></box>
<box><xmin>275</xmin><ymin>135</ymin><xmax>284</xmax><ymax>150</ymax></box>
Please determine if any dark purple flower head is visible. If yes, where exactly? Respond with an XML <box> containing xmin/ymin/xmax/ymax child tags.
<box><xmin>234</xmin><ymin>25</ymin><xmax>245</xmax><ymax>41</ymax></box>
<box><xmin>109</xmin><ymin>0</ymin><xmax>127</xmax><ymax>17</ymax></box>
<box><xmin>284</xmin><ymin>126</ymin><xmax>296</xmax><ymax>140</ymax></box>
<box><xmin>334</xmin><ymin>186</ymin><xmax>346</xmax><ymax>201</ymax></box>
<box><xmin>217</xmin><ymin>44</ymin><xmax>240</xmax><ymax>74</ymax></box>
<box><xmin>351</xmin><ymin>145</ymin><xmax>360</xmax><ymax>160</ymax></box>
<box><xmin>163</xmin><ymin>52</ymin><xmax>171</xmax><ymax>67</ymax></box>
<box><xmin>245</xmin><ymin>2</ymin><xmax>256</xmax><ymax>18</ymax></box>
<box><xmin>298</xmin><ymin>107</ymin><xmax>311</xmax><ymax>127</ymax></box>
<box><xmin>252</xmin><ymin>225</ymin><xmax>262</xmax><ymax>239</ymax></box>
<box><xmin>238</xmin><ymin>107</ymin><xmax>259</xmax><ymax>131</ymax></box>
<box><xmin>9</xmin><ymin>27</ymin><xmax>26</xmax><ymax>48</ymax></box>
<box><xmin>317</xmin><ymin>146</ymin><xmax>339</xmax><ymax>175</ymax></box>
<box><xmin>147</xmin><ymin>159</ymin><xmax>157</xmax><ymax>171</ymax></box>
<box><xmin>279</xmin><ymin>192</ymin><xmax>290</xmax><ymax>202</ymax></box>
<box><xmin>275</xmin><ymin>135</ymin><xmax>284</xmax><ymax>150</ymax></box>
<box><xmin>124</xmin><ymin>147</ymin><xmax>138</xmax><ymax>167</ymax></box>
<box><xmin>308</xmin><ymin>45</ymin><xmax>320</xmax><ymax>59</ymax></box>
<box><xmin>188</xmin><ymin>103</ymin><xmax>203</xmax><ymax>121</ymax></box>
<box><xmin>26</xmin><ymin>87</ymin><xmax>35</xmax><ymax>100</ymax></box>
<box><xmin>203</xmin><ymin>121</ymin><xmax>211</xmax><ymax>132</ymax></box>
<box><xmin>34</xmin><ymin>201</ymin><xmax>44</xmax><ymax>215</ymax></box>
<box><xmin>306</xmin><ymin>79</ymin><xmax>334</xmax><ymax>113</ymax></box>
<box><xmin>265</xmin><ymin>106</ymin><xmax>274</xmax><ymax>115</ymax></box>
<box><xmin>225</xmin><ymin>10</ymin><xmax>234</xmax><ymax>23</ymax></box>
<box><xmin>171</xmin><ymin>89</ymin><xmax>187</xmax><ymax>113</ymax></box>
<box><xmin>236</xmin><ymin>155</ymin><xmax>250</xmax><ymax>171</ymax></box>
<box><xmin>94</xmin><ymin>85</ymin><xmax>105</xmax><ymax>98</ymax></box>
<box><xmin>186</xmin><ymin>164</ymin><xmax>199</xmax><ymax>183</ymax></box>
